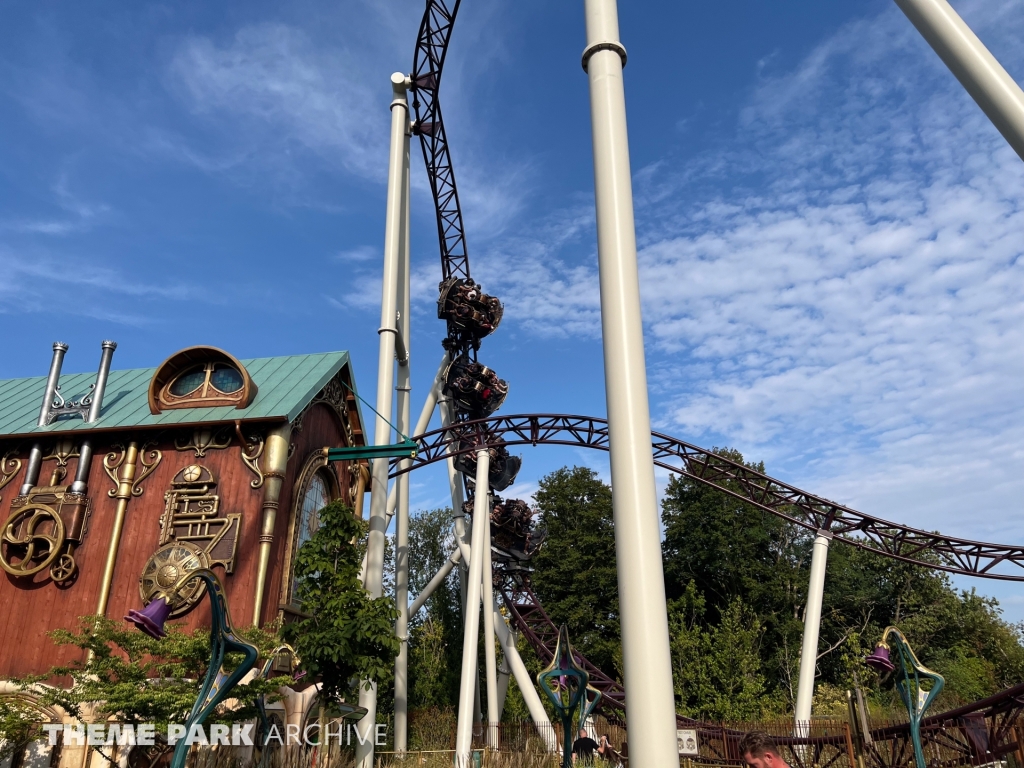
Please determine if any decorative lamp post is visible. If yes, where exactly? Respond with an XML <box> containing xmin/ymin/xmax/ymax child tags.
<box><xmin>864</xmin><ymin>626</ymin><xmax>944</xmax><ymax>768</ymax></box>
<box><xmin>537</xmin><ymin>626</ymin><xmax>593</xmax><ymax>768</ymax></box>
<box><xmin>125</xmin><ymin>568</ymin><xmax>259</xmax><ymax>768</ymax></box>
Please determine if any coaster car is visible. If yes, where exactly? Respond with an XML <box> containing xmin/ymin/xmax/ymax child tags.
<box><xmin>437</xmin><ymin>278</ymin><xmax>503</xmax><ymax>342</ymax></box>
<box><xmin>454</xmin><ymin>437</ymin><xmax>522</xmax><ymax>492</ymax></box>
<box><xmin>490</xmin><ymin>497</ymin><xmax>545</xmax><ymax>562</ymax></box>
<box><xmin>444</xmin><ymin>355</ymin><xmax>508</xmax><ymax>418</ymax></box>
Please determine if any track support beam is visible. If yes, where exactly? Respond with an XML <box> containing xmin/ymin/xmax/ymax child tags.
<box><xmin>355</xmin><ymin>71</ymin><xmax>410</xmax><ymax>768</ymax></box>
<box><xmin>583</xmin><ymin>1</ymin><xmax>679</xmax><ymax>764</ymax></box>
<box><xmin>895</xmin><ymin>0</ymin><xmax>1024</xmax><ymax>162</ymax></box>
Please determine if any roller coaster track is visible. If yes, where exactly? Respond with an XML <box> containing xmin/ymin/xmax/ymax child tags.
<box><xmin>389</xmin><ymin>413</ymin><xmax>1024</xmax><ymax>582</ymax></box>
<box><xmin>411</xmin><ymin>0</ymin><xmax>470</xmax><ymax>282</ymax></box>
<box><xmin>404</xmin><ymin>3</ymin><xmax>1024</xmax><ymax>761</ymax></box>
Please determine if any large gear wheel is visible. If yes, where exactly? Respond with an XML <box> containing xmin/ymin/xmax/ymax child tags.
<box><xmin>139</xmin><ymin>541</ymin><xmax>211</xmax><ymax>618</ymax></box>
<box><xmin>0</xmin><ymin>504</ymin><xmax>66</xmax><ymax>578</ymax></box>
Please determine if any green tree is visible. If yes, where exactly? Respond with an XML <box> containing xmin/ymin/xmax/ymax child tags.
<box><xmin>283</xmin><ymin>500</ymin><xmax>399</xmax><ymax>705</ymax></box>
<box><xmin>1</xmin><ymin>616</ymin><xmax>286</xmax><ymax>759</ymax></box>
<box><xmin>661</xmin><ymin>447</ymin><xmax>1024</xmax><ymax>718</ymax></box>
<box><xmin>530</xmin><ymin>466</ymin><xmax>620</xmax><ymax>677</ymax></box>
<box><xmin>668</xmin><ymin>582</ymin><xmax>773</xmax><ymax>721</ymax></box>
<box><xmin>406</xmin><ymin>507</ymin><xmax>463</xmax><ymax>709</ymax></box>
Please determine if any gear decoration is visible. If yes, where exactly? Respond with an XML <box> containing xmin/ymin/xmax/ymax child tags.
<box><xmin>0</xmin><ymin>487</ymin><xmax>91</xmax><ymax>583</ymax></box>
<box><xmin>0</xmin><ymin>504</ymin><xmax>64</xmax><ymax>577</ymax></box>
<box><xmin>139</xmin><ymin>541</ymin><xmax>211</xmax><ymax>618</ymax></box>
<box><xmin>158</xmin><ymin>464</ymin><xmax>241</xmax><ymax>572</ymax></box>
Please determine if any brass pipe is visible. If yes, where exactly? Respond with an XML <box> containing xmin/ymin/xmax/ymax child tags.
<box><xmin>251</xmin><ymin>422</ymin><xmax>292</xmax><ymax>626</ymax></box>
<box><xmin>95</xmin><ymin>441</ymin><xmax>139</xmax><ymax>616</ymax></box>
<box><xmin>353</xmin><ymin>463</ymin><xmax>370</xmax><ymax>520</ymax></box>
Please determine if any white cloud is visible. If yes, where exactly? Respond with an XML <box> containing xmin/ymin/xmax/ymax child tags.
<box><xmin>473</xmin><ymin>1</ymin><xmax>1024</xmax><ymax>553</ymax></box>
<box><xmin>167</xmin><ymin>23</ymin><xmax>387</xmax><ymax>181</ymax></box>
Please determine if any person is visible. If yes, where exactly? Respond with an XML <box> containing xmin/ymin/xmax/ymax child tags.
<box><xmin>738</xmin><ymin>731</ymin><xmax>791</xmax><ymax>768</ymax></box>
<box><xmin>597</xmin><ymin>735</ymin><xmax>623</xmax><ymax>767</ymax></box>
<box><xmin>572</xmin><ymin>728</ymin><xmax>600</xmax><ymax>764</ymax></box>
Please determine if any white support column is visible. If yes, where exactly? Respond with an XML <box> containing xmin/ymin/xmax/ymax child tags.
<box><xmin>491</xmin><ymin>600</ymin><xmax>559</xmax><ymax>754</ymax></box>
<box><xmin>455</xmin><ymin>451</ymin><xmax>490</xmax><ymax>767</ymax></box>
<box><xmin>441</xmin><ymin>398</ymin><xmax>472</xmax><ymax>565</ymax></box>
<box><xmin>383</xmin><ymin>354</ymin><xmax>448</xmax><ymax>527</ymax></box>
<box><xmin>582</xmin><ymin>1</ymin><xmax>678</xmax><ymax>765</ymax></box>
<box><xmin>393</xmin><ymin>126</ymin><xmax>413</xmax><ymax>757</ymax></box>
<box><xmin>355</xmin><ymin>71</ymin><xmax>409</xmax><ymax>768</ymax></box>
<box><xmin>895</xmin><ymin>0</ymin><xmax>1024</xmax><ymax>162</ymax></box>
<box><xmin>409</xmin><ymin>548</ymin><xmax>462</xmax><ymax>616</ymax></box>
<box><xmin>794</xmin><ymin>529</ymin><xmax>833</xmax><ymax>727</ymax></box>
<box><xmin>481</xmin><ymin>506</ymin><xmax>499</xmax><ymax>750</ymax></box>
<box><xmin>496</xmin><ymin>653</ymin><xmax>511</xmax><ymax>722</ymax></box>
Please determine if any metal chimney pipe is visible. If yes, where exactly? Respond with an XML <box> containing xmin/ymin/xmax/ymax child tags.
<box><xmin>71</xmin><ymin>341</ymin><xmax>117</xmax><ymax>494</ymax></box>
<box><xmin>87</xmin><ymin>340</ymin><xmax>117</xmax><ymax>423</ymax></box>
<box><xmin>38</xmin><ymin>342</ymin><xmax>69</xmax><ymax>427</ymax></box>
<box><xmin>20</xmin><ymin>444</ymin><xmax>43</xmax><ymax>495</ymax></box>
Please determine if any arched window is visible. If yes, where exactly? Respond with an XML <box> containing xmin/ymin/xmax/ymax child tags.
<box><xmin>283</xmin><ymin>454</ymin><xmax>340</xmax><ymax>609</ymax></box>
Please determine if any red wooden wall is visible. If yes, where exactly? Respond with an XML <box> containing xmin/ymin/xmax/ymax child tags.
<box><xmin>0</xmin><ymin>401</ymin><xmax>352</xmax><ymax>678</ymax></box>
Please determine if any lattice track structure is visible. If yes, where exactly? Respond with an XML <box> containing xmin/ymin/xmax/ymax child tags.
<box><xmin>389</xmin><ymin>414</ymin><xmax>1024</xmax><ymax>762</ymax></box>
<box><xmin>405</xmin><ymin>1</ymin><xmax>1024</xmax><ymax>764</ymax></box>
<box><xmin>411</xmin><ymin>0</ymin><xmax>469</xmax><ymax>283</ymax></box>
<box><xmin>389</xmin><ymin>414</ymin><xmax>1024</xmax><ymax>581</ymax></box>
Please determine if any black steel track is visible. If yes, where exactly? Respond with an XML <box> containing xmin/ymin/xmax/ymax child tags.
<box><xmin>388</xmin><ymin>413</ymin><xmax>1024</xmax><ymax>582</ymax></box>
<box><xmin>411</xmin><ymin>0</ymin><xmax>470</xmax><ymax>282</ymax></box>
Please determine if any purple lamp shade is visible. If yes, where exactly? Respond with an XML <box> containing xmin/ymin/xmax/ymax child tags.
<box><xmin>125</xmin><ymin>596</ymin><xmax>172</xmax><ymax>639</ymax></box>
<box><xmin>865</xmin><ymin>642</ymin><xmax>896</xmax><ymax>673</ymax></box>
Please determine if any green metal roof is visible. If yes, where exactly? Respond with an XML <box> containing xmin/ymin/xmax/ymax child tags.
<box><xmin>0</xmin><ymin>351</ymin><xmax>360</xmax><ymax>438</ymax></box>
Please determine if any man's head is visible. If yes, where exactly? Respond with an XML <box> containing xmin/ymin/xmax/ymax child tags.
<box><xmin>739</xmin><ymin>731</ymin><xmax>789</xmax><ymax>768</ymax></box>
<box><xmin>579</xmin><ymin>729</ymin><xmax>588</xmax><ymax>739</ymax></box>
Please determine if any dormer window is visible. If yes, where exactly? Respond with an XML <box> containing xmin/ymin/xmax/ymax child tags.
<box><xmin>148</xmin><ymin>346</ymin><xmax>257</xmax><ymax>413</ymax></box>
<box><xmin>163</xmin><ymin>363</ymin><xmax>245</xmax><ymax>407</ymax></box>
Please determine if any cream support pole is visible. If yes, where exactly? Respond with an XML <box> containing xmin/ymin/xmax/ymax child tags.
<box><xmin>481</xmin><ymin>508</ymin><xmax>499</xmax><ymax>750</ymax></box>
<box><xmin>794</xmin><ymin>530</ymin><xmax>833</xmax><ymax>727</ymax></box>
<box><xmin>357</xmin><ymin>356</ymin><xmax>445</xmax><ymax>578</ymax></box>
<box><xmin>582</xmin><ymin>2</ymin><xmax>679</xmax><ymax>764</ymax></box>
<box><xmin>393</xmin><ymin>129</ymin><xmax>413</xmax><ymax>756</ymax></box>
<box><xmin>383</xmin><ymin>354</ymin><xmax>447</xmax><ymax>527</ymax></box>
<box><xmin>491</xmin><ymin>600</ymin><xmax>558</xmax><ymax>753</ymax></box>
<box><xmin>496</xmin><ymin>652</ymin><xmax>511</xmax><ymax>722</ymax></box>
<box><xmin>454</xmin><ymin>451</ymin><xmax>491</xmax><ymax>767</ymax></box>
<box><xmin>894</xmin><ymin>0</ymin><xmax>1024</xmax><ymax>162</ymax></box>
<box><xmin>252</xmin><ymin>423</ymin><xmax>293</xmax><ymax>625</ymax></box>
<box><xmin>355</xmin><ymin>71</ymin><xmax>409</xmax><ymax>768</ymax></box>
<box><xmin>409</xmin><ymin>548</ymin><xmax>462</xmax><ymax>616</ymax></box>
<box><xmin>441</xmin><ymin>398</ymin><xmax>472</xmax><ymax>565</ymax></box>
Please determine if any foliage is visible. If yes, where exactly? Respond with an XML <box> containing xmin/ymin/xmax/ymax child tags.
<box><xmin>661</xmin><ymin>447</ymin><xmax>1024</xmax><ymax>718</ymax></box>
<box><xmin>282</xmin><ymin>500</ymin><xmax>399</xmax><ymax>705</ymax></box>
<box><xmin>529</xmin><ymin>467</ymin><xmax>621</xmax><ymax>677</ymax></box>
<box><xmin>0</xmin><ymin>697</ymin><xmax>39</xmax><ymax>759</ymax></box>
<box><xmin>668</xmin><ymin>582</ymin><xmax>774</xmax><ymax>720</ymax></box>
<box><xmin>396</xmin><ymin>455</ymin><xmax>1024</xmax><ymax>725</ymax></box>
<box><xmin>3</xmin><ymin>615</ymin><xmax>286</xmax><ymax>750</ymax></box>
<box><xmin>406</xmin><ymin>508</ymin><xmax>464</xmax><ymax>710</ymax></box>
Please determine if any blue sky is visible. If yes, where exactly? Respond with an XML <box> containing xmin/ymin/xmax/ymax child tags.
<box><xmin>3</xmin><ymin>2</ymin><xmax>1024</xmax><ymax>616</ymax></box>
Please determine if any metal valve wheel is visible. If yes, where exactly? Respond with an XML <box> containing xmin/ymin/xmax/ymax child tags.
<box><xmin>0</xmin><ymin>504</ymin><xmax>66</xmax><ymax>578</ymax></box>
<box><xmin>49</xmin><ymin>552</ymin><xmax>78</xmax><ymax>583</ymax></box>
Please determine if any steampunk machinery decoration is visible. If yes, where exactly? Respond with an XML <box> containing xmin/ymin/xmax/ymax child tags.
<box><xmin>0</xmin><ymin>342</ymin><xmax>118</xmax><ymax>584</ymax></box>
<box><xmin>139</xmin><ymin>464</ymin><xmax>241</xmax><ymax>616</ymax></box>
<box><xmin>0</xmin><ymin>484</ymin><xmax>91</xmax><ymax>583</ymax></box>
